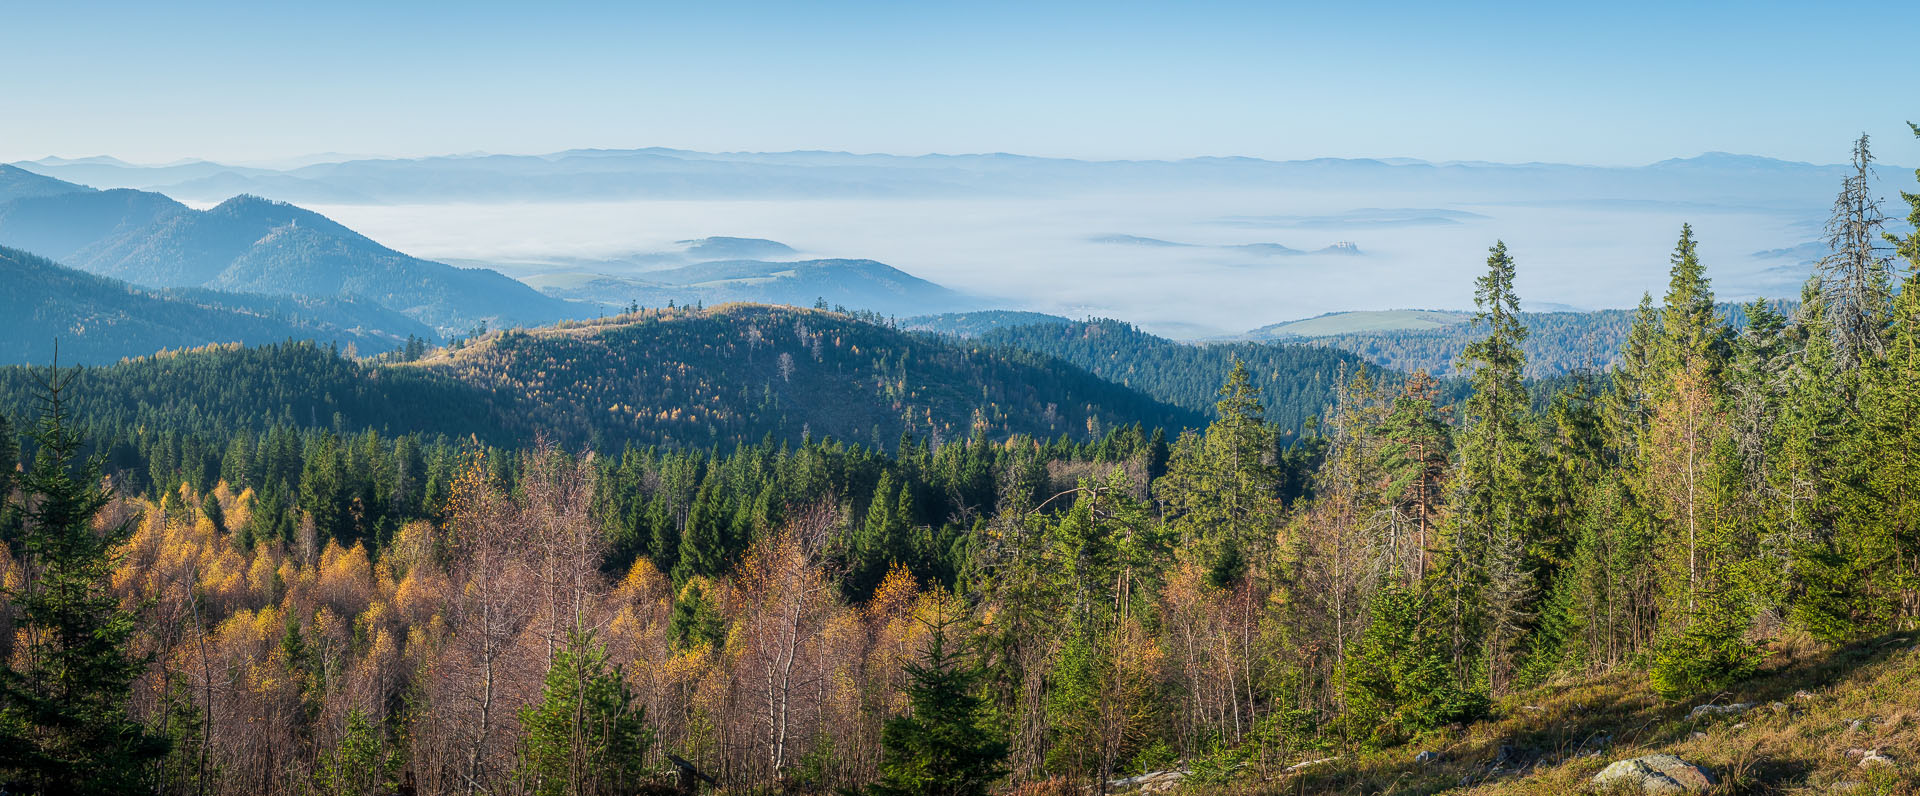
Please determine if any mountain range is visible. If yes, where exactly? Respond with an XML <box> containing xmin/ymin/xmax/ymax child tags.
<box><xmin>0</xmin><ymin>167</ymin><xmax>581</xmax><ymax>336</ymax></box>
<box><xmin>0</xmin><ymin>164</ymin><xmax>1014</xmax><ymax>357</ymax></box>
<box><xmin>12</xmin><ymin>149</ymin><xmax>1899</xmax><ymax>208</ymax></box>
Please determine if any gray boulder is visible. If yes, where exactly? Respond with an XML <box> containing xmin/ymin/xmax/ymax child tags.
<box><xmin>1591</xmin><ymin>754</ymin><xmax>1716</xmax><ymax>793</ymax></box>
<box><xmin>1686</xmin><ymin>701</ymin><xmax>1754</xmax><ymax>721</ymax></box>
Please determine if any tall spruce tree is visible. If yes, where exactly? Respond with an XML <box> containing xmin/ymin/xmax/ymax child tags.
<box><xmin>0</xmin><ymin>365</ymin><xmax>169</xmax><ymax>794</ymax></box>
<box><xmin>1447</xmin><ymin>241</ymin><xmax>1543</xmax><ymax>694</ymax></box>
<box><xmin>1646</xmin><ymin>226</ymin><xmax>1732</xmax><ymax>615</ymax></box>
<box><xmin>1816</xmin><ymin>128</ymin><xmax>1920</xmax><ymax>638</ymax></box>
<box><xmin>1774</xmin><ymin>279</ymin><xmax>1855</xmax><ymax>640</ymax></box>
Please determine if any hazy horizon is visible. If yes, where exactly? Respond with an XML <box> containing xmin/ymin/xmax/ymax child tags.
<box><xmin>26</xmin><ymin>142</ymin><xmax>1903</xmax><ymax>338</ymax></box>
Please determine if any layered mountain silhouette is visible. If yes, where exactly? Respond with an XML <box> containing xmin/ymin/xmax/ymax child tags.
<box><xmin>525</xmin><ymin>256</ymin><xmax>976</xmax><ymax>317</ymax></box>
<box><xmin>12</xmin><ymin>149</ymin><xmax>1891</xmax><ymax>206</ymax></box>
<box><xmin>0</xmin><ymin>171</ymin><xmax>580</xmax><ymax>334</ymax></box>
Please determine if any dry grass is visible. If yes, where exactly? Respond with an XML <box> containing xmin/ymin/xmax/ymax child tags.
<box><xmin>1189</xmin><ymin>630</ymin><xmax>1920</xmax><ymax>795</ymax></box>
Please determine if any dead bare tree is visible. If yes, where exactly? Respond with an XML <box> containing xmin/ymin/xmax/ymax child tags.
<box><xmin>1819</xmin><ymin>133</ymin><xmax>1894</xmax><ymax>373</ymax></box>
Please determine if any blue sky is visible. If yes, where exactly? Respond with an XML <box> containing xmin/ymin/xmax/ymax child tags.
<box><xmin>3</xmin><ymin>0</ymin><xmax>1915</xmax><ymax>165</ymax></box>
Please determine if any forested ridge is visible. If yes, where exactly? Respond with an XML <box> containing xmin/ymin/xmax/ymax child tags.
<box><xmin>1293</xmin><ymin>300</ymin><xmax>1794</xmax><ymax>378</ymax></box>
<box><xmin>0</xmin><ymin>129</ymin><xmax>1915</xmax><ymax>796</ymax></box>
<box><xmin>420</xmin><ymin>304</ymin><xmax>1202</xmax><ymax>450</ymax></box>
<box><xmin>975</xmin><ymin>319</ymin><xmax>1416</xmax><ymax>436</ymax></box>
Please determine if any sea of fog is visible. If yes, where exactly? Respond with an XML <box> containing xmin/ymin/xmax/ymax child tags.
<box><xmin>306</xmin><ymin>190</ymin><xmax>1826</xmax><ymax>338</ymax></box>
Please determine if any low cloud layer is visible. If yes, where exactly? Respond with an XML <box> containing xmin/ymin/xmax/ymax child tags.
<box><xmin>309</xmin><ymin>189</ymin><xmax>1831</xmax><ymax>338</ymax></box>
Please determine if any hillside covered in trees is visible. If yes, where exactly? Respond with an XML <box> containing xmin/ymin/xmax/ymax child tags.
<box><xmin>975</xmin><ymin>318</ymin><xmax>1422</xmax><ymax>435</ymax></box>
<box><xmin>1276</xmin><ymin>301</ymin><xmax>1792</xmax><ymax>378</ymax></box>
<box><xmin>0</xmin><ymin>128</ymin><xmax>1916</xmax><ymax>796</ymax></box>
<box><xmin>0</xmin><ymin>305</ymin><xmax>1205</xmax><ymax>460</ymax></box>
<box><xmin>0</xmin><ymin>245</ymin><xmax>435</xmax><ymax>365</ymax></box>
<box><xmin>417</xmin><ymin>304</ymin><xmax>1201</xmax><ymax>450</ymax></box>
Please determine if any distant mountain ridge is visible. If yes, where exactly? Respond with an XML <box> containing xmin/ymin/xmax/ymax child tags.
<box><xmin>1235</xmin><ymin>309</ymin><xmax>1474</xmax><ymax>339</ymax></box>
<box><xmin>525</xmin><ymin>257</ymin><xmax>979</xmax><ymax>317</ymax></box>
<box><xmin>407</xmin><ymin>303</ymin><xmax>1199</xmax><ymax>449</ymax></box>
<box><xmin>0</xmin><ymin>172</ymin><xmax>583</xmax><ymax>335</ymax></box>
<box><xmin>1090</xmin><ymin>234</ymin><xmax>1362</xmax><ymax>256</ymax></box>
<box><xmin>13</xmin><ymin>149</ymin><xmax>1899</xmax><ymax>207</ymax></box>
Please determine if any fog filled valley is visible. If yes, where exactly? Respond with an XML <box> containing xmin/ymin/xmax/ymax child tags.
<box><xmin>18</xmin><ymin>146</ymin><xmax>1914</xmax><ymax>338</ymax></box>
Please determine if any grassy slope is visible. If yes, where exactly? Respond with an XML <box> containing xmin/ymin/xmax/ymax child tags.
<box><xmin>1214</xmin><ymin>631</ymin><xmax>1920</xmax><ymax>795</ymax></box>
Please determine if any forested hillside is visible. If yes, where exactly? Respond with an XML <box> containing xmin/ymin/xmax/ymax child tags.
<box><xmin>902</xmin><ymin>309</ymin><xmax>1074</xmax><ymax>337</ymax></box>
<box><xmin>0</xmin><ymin>303</ymin><xmax>1200</xmax><ymax>455</ymax></box>
<box><xmin>1263</xmin><ymin>301</ymin><xmax>1789</xmax><ymax>378</ymax></box>
<box><xmin>0</xmin><ymin>246</ymin><xmax>434</xmax><ymax>365</ymax></box>
<box><xmin>419</xmin><ymin>303</ymin><xmax>1201</xmax><ymax>449</ymax></box>
<box><xmin>977</xmin><ymin>318</ymin><xmax>1416</xmax><ymax>435</ymax></box>
<box><xmin>0</xmin><ymin>162</ymin><xmax>94</xmax><ymax>202</ymax></box>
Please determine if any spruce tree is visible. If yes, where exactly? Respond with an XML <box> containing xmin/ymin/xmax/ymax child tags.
<box><xmin>0</xmin><ymin>411</ymin><xmax>18</xmax><ymax>543</ymax></box>
<box><xmin>515</xmin><ymin>632</ymin><xmax>653</xmax><ymax>796</ymax></box>
<box><xmin>311</xmin><ymin>709</ymin><xmax>395</xmax><ymax>796</ymax></box>
<box><xmin>299</xmin><ymin>433</ymin><xmax>347</xmax><ymax>543</ymax></box>
<box><xmin>864</xmin><ymin>611</ymin><xmax>1007</xmax><ymax>796</ymax></box>
<box><xmin>1344</xmin><ymin>575</ymin><xmax>1483</xmax><ymax>746</ymax></box>
<box><xmin>1659</xmin><ymin>224</ymin><xmax>1729</xmax><ymax>378</ymax></box>
<box><xmin>0</xmin><ymin>366</ymin><xmax>168</xmax><ymax>793</ymax></box>
<box><xmin>1448</xmin><ymin>240</ymin><xmax>1543</xmax><ymax>694</ymax></box>
<box><xmin>1776</xmin><ymin>279</ymin><xmax>1852</xmax><ymax>639</ymax></box>
<box><xmin>1153</xmin><ymin>361</ymin><xmax>1281</xmax><ymax>570</ymax></box>
<box><xmin>847</xmin><ymin>472</ymin><xmax>905</xmax><ymax>598</ymax></box>
<box><xmin>1819</xmin><ymin>265</ymin><xmax>1920</xmax><ymax>638</ymax></box>
<box><xmin>674</xmin><ymin>482</ymin><xmax>728</xmax><ymax>581</ymax></box>
<box><xmin>668</xmin><ymin>578</ymin><xmax>725</xmax><ymax>650</ymax></box>
<box><xmin>1639</xmin><ymin>228</ymin><xmax>1760</xmax><ymax>688</ymax></box>
<box><xmin>1649</xmin><ymin>586</ymin><xmax>1762</xmax><ymax>699</ymax></box>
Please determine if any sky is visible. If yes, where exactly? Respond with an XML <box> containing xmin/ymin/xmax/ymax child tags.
<box><xmin>4</xmin><ymin>0</ymin><xmax>1917</xmax><ymax>166</ymax></box>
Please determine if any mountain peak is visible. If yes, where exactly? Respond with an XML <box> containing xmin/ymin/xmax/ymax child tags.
<box><xmin>1647</xmin><ymin>151</ymin><xmax>1819</xmax><ymax>169</ymax></box>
